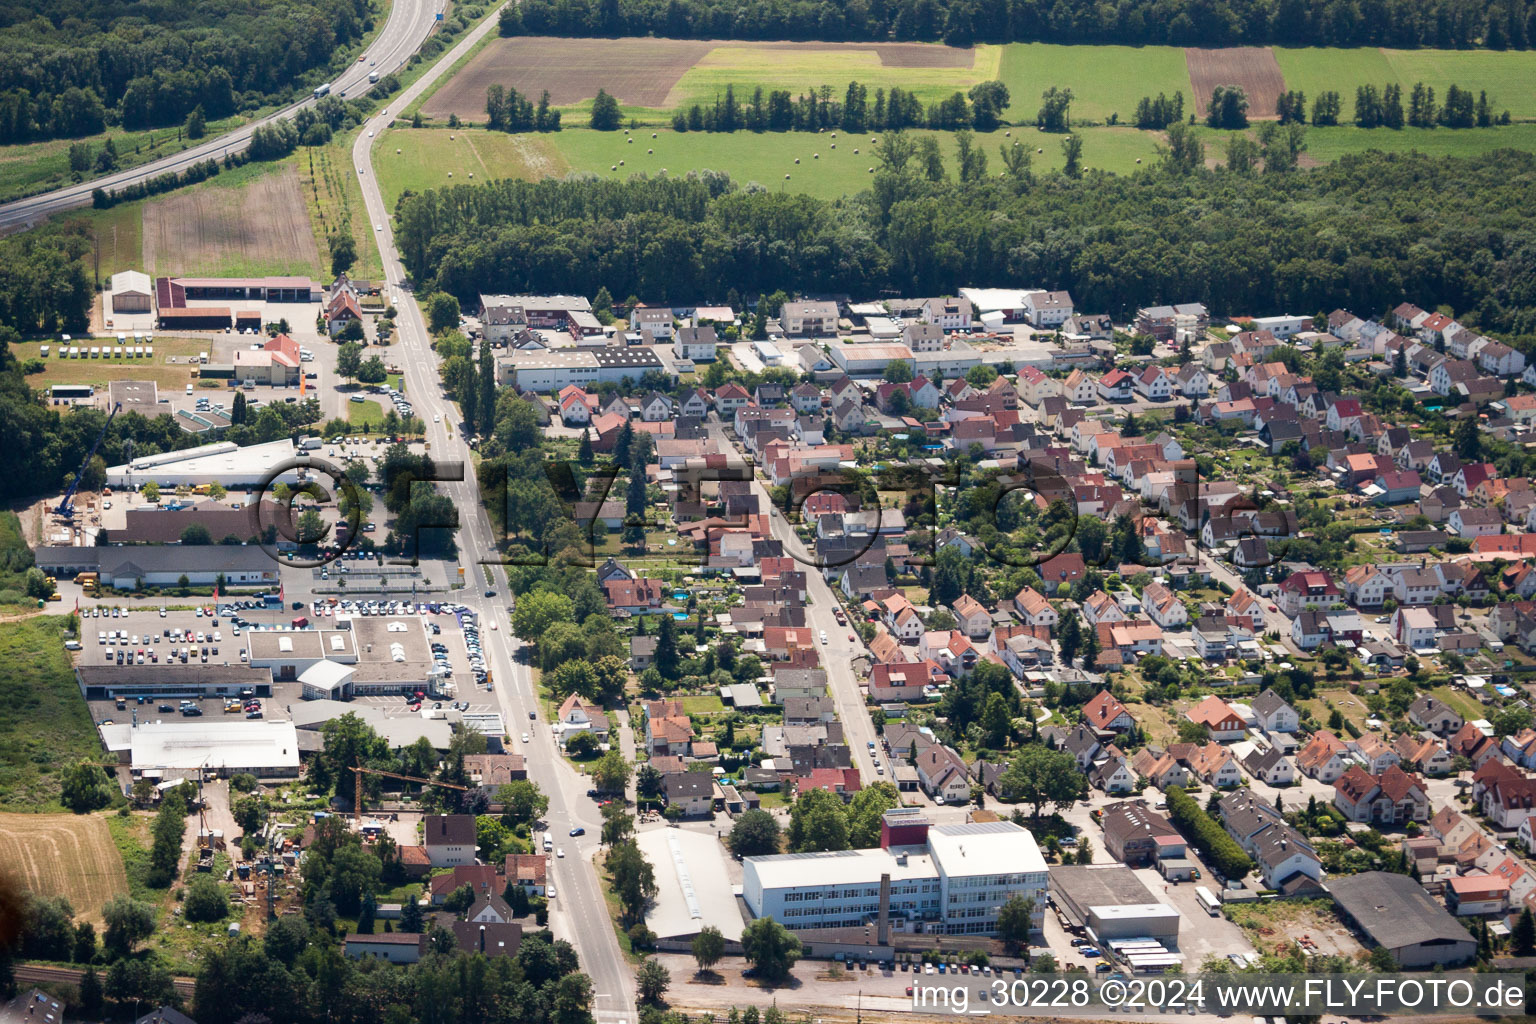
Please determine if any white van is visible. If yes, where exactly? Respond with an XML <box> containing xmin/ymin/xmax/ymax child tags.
<box><xmin>542</xmin><ymin>833</ymin><xmax>553</xmax><ymax>851</ymax></box>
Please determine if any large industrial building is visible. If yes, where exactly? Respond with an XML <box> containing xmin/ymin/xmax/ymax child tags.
<box><xmin>75</xmin><ymin>664</ymin><xmax>273</xmax><ymax>701</ymax></box>
<box><xmin>104</xmin><ymin>438</ymin><xmax>305</xmax><ymax>490</ymax></box>
<box><xmin>249</xmin><ymin>615</ymin><xmax>443</xmax><ymax>697</ymax></box>
<box><xmin>1329</xmin><ymin>872</ymin><xmax>1476</xmax><ymax>967</ymax></box>
<box><xmin>101</xmin><ymin>719</ymin><xmax>302</xmax><ymax>778</ymax></box>
<box><xmin>742</xmin><ymin>810</ymin><xmax>1047</xmax><ymax>937</ymax></box>
<box><xmin>35</xmin><ymin>544</ymin><xmax>276</xmax><ymax>588</ymax></box>
<box><xmin>1049</xmin><ymin>864</ymin><xmax>1181</xmax><ymax>943</ymax></box>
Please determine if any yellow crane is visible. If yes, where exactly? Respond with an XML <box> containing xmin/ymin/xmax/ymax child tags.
<box><xmin>351</xmin><ymin>761</ymin><xmax>469</xmax><ymax>821</ymax></box>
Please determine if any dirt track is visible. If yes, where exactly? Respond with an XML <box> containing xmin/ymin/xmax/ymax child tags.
<box><xmin>1186</xmin><ymin>46</ymin><xmax>1286</xmax><ymax>117</ymax></box>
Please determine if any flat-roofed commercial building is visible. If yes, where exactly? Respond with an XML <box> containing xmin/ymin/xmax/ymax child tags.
<box><xmin>127</xmin><ymin>719</ymin><xmax>301</xmax><ymax>777</ymax></box>
<box><xmin>743</xmin><ymin>815</ymin><xmax>1047</xmax><ymax>937</ymax></box>
<box><xmin>496</xmin><ymin>347</ymin><xmax>670</xmax><ymax>391</ymax></box>
<box><xmin>1050</xmin><ymin>864</ymin><xmax>1181</xmax><ymax>942</ymax></box>
<box><xmin>76</xmin><ymin>664</ymin><xmax>273</xmax><ymax>701</ymax></box>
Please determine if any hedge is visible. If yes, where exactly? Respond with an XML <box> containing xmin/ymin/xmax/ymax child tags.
<box><xmin>1164</xmin><ymin>784</ymin><xmax>1254</xmax><ymax>882</ymax></box>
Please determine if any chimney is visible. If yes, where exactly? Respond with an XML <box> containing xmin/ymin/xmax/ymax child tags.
<box><xmin>878</xmin><ymin>873</ymin><xmax>891</xmax><ymax>945</ymax></box>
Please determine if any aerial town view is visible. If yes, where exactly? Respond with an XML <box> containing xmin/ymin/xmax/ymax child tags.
<box><xmin>1</xmin><ymin>0</ymin><xmax>1536</xmax><ymax>1023</ymax></box>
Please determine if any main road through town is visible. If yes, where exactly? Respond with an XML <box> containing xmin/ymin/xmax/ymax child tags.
<box><xmin>350</xmin><ymin>12</ymin><xmax>638</xmax><ymax>1024</ymax></box>
<box><xmin>0</xmin><ymin>0</ymin><xmax>447</xmax><ymax>234</ymax></box>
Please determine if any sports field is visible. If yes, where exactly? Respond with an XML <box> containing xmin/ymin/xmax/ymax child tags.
<box><xmin>0</xmin><ymin>813</ymin><xmax>128</xmax><ymax>923</ymax></box>
<box><xmin>998</xmin><ymin>43</ymin><xmax>1191</xmax><ymax>122</ymax></box>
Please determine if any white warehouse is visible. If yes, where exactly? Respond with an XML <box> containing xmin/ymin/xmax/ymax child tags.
<box><xmin>742</xmin><ymin>813</ymin><xmax>1048</xmax><ymax>937</ymax></box>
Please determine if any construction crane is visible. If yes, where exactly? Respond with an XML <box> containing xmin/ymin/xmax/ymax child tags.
<box><xmin>351</xmin><ymin>762</ymin><xmax>469</xmax><ymax>821</ymax></box>
<box><xmin>56</xmin><ymin>401</ymin><xmax>122</xmax><ymax>517</ymax></box>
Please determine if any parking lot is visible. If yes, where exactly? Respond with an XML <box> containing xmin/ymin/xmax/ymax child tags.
<box><xmin>81</xmin><ymin>603</ymin><xmax>245</xmax><ymax>672</ymax></box>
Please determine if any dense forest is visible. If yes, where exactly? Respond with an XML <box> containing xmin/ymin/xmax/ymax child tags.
<box><xmin>502</xmin><ymin>0</ymin><xmax>1535</xmax><ymax>49</ymax></box>
<box><xmin>395</xmin><ymin>145</ymin><xmax>1536</xmax><ymax>343</ymax></box>
<box><xmin>0</xmin><ymin>0</ymin><xmax>373</xmax><ymax>143</ymax></box>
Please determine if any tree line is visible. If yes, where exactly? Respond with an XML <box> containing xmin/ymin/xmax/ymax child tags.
<box><xmin>665</xmin><ymin>80</ymin><xmax>1010</xmax><ymax>133</ymax></box>
<box><xmin>394</xmin><ymin>142</ymin><xmax>1536</xmax><ymax>344</ymax></box>
<box><xmin>486</xmin><ymin>85</ymin><xmax>562</xmax><ymax>132</ymax></box>
<box><xmin>0</xmin><ymin>0</ymin><xmax>373</xmax><ymax>144</ymax></box>
<box><xmin>499</xmin><ymin>0</ymin><xmax>1536</xmax><ymax>50</ymax></box>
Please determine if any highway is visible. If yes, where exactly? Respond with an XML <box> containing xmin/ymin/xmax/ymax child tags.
<box><xmin>349</xmin><ymin>10</ymin><xmax>637</xmax><ymax>1023</ymax></box>
<box><xmin>0</xmin><ymin>0</ymin><xmax>445</xmax><ymax>234</ymax></box>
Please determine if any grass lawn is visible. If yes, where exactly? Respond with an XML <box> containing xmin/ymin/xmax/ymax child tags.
<box><xmin>0</xmin><ymin>617</ymin><xmax>104</xmax><ymax>811</ymax></box>
<box><xmin>349</xmin><ymin>398</ymin><xmax>386</xmax><ymax>428</ymax></box>
<box><xmin>663</xmin><ymin>43</ymin><xmax>1005</xmax><ymax>115</ymax></box>
<box><xmin>300</xmin><ymin>133</ymin><xmax>384</xmax><ymax>282</ymax></box>
<box><xmin>679</xmin><ymin>695</ymin><xmax>726</xmax><ymax>715</ymax></box>
<box><xmin>107</xmin><ymin>810</ymin><xmax>159</xmax><ymax>902</ymax></box>
<box><xmin>1427</xmin><ymin>684</ymin><xmax>1483</xmax><ymax>724</ymax></box>
<box><xmin>13</xmin><ymin>336</ymin><xmax>210</xmax><ymax>392</ymax></box>
<box><xmin>999</xmin><ymin>43</ymin><xmax>1192</xmax><ymax>123</ymax></box>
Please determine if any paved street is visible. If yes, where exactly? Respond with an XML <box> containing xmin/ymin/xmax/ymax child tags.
<box><xmin>350</xmin><ymin>13</ymin><xmax>636</xmax><ymax>1022</ymax></box>
<box><xmin>705</xmin><ymin>418</ymin><xmax>884</xmax><ymax>783</ymax></box>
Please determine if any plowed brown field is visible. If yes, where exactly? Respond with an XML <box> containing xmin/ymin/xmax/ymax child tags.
<box><xmin>1187</xmin><ymin>46</ymin><xmax>1286</xmax><ymax>117</ymax></box>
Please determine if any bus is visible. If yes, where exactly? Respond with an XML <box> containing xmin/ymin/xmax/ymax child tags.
<box><xmin>1195</xmin><ymin>886</ymin><xmax>1221</xmax><ymax>917</ymax></box>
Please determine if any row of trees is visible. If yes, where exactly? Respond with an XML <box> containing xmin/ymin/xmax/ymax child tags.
<box><xmin>396</xmin><ymin>144</ymin><xmax>1536</xmax><ymax>342</ymax></box>
<box><xmin>1164</xmin><ymin>784</ymin><xmax>1254</xmax><ymax>880</ymax></box>
<box><xmin>666</xmin><ymin>80</ymin><xmax>1011</xmax><ymax>134</ymax></box>
<box><xmin>486</xmin><ymin>85</ymin><xmax>562</xmax><ymax>132</ymax></box>
<box><xmin>1353</xmin><ymin>81</ymin><xmax>1509</xmax><ymax>127</ymax></box>
<box><xmin>501</xmin><ymin>0</ymin><xmax>1536</xmax><ymax>51</ymax></box>
<box><xmin>0</xmin><ymin>0</ymin><xmax>373</xmax><ymax>143</ymax></box>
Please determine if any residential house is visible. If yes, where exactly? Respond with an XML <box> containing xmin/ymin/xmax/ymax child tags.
<box><xmin>1083</xmin><ymin>691</ymin><xmax>1135</xmax><ymax>734</ymax></box>
<box><xmin>951</xmin><ymin>594</ymin><xmax>992</xmax><ymax>639</ymax></box>
<box><xmin>1349</xmin><ymin>733</ymin><xmax>1402</xmax><ymax>774</ymax></box>
<box><xmin>1243</xmin><ymin>746</ymin><xmax>1296</xmax><ymax>786</ymax></box>
<box><xmin>1296</xmin><ymin>730</ymin><xmax>1349</xmax><ymax>783</ymax></box>
<box><xmin>1141</xmin><ymin>581</ymin><xmax>1187</xmax><ymax>629</ymax></box>
<box><xmin>663</xmin><ymin>773</ymin><xmax>715</xmax><ymax>817</ymax></box>
<box><xmin>1186</xmin><ymin>695</ymin><xmax>1246</xmax><ymax>742</ymax></box>
<box><xmin>423</xmin><ymin>815</ymin><xmax>477</xmax><ymax>868</ymax></box>
<box><xmin>505</xmin><ymin>854</ymin><xmax>548</xmax><ymax>896</ymax></box>
<box><xmin>1012</xmin><ymin>587</ymin><xmax>1058</xmax><ymax>629</ymax></box>
<box><xmin>1333</xmin><ymin>765</ymin><xmax>1430</xmax><ymax>824</ymax></box>
<box><xmin>554</xmin><ymin>693</ymin><xmax>610</xmax><ymax>747</ymax></box>
<box><xmin>1409</xmin><ymin>695</ymin><xmax>1464</xmax><ymax>737</ymax></box>
<box><xmin>1251</xmin><ymin>689</ymin><xmax>1300</xmax><ymax>734</ymax></box>
<box><xmin>1101</xmin><ymin>801</ymin><xmax>1185</xmax><ymax>866</ymax></box>
<box><xmin>1276</xmin><ymin>571</ymin><xmax>1340</xmax><ymax>617</ymax></box>
<box><xmin>915</xmin><ymin>744</ymin><xmax>973</xmax><ymax>804</ymax></box>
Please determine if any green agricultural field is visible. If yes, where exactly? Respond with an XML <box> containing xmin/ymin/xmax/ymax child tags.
<box><xmin>662</xmin><ymin>43</ymin><xmax>1005</xmax><ymax>115</ymax></box>
<box><xmin>553</xmin><ymin>125</ymin><xmax>1161</xmax><ymax>187</ymax></box>
<box><xmin>999</xmin><ymin>43</ymin><xmax>1193</xmax><ymax>123</ymax></box>
<box><xmin>1272</xmin><ymin>47</ymin><xmax>1398</xmax><ymax>121</ymax></box>
<box><xmin>375</xmin><ymin>128</ymin><xmax>565</xmax><ymax>209</ymax></box>
<box><xmin>1274</xmin><ymin>46</ymin><xmax>1536</xmax><ymax>121</ymax></box>
<box><xmin>1381</xmin><ymin>48</ymin><xmax>1536</xmax><ymax>119</ymax></box>
<box><xmin>1298</xmin><ymin>122</ymin><xmax>1536</xmax><ymax>163</ymax></box>
<box><xmin>381</xmin><ymin>125</ymin><xmax>1163</xmax><ymax>203</ymax></box>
